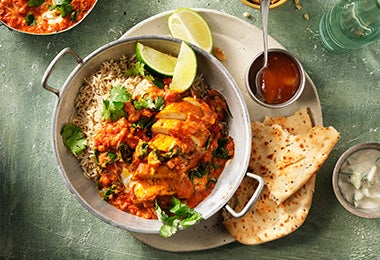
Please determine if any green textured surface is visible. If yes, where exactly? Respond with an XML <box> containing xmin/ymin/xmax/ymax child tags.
<box><xmin>1</xmin><ymin>0</ymin><xmax>379</xmax><ymax>259</ymax></box>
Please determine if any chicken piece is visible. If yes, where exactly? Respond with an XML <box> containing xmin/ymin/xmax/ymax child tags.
<box><xmin>156</xmin><ymin>97</ymin><xmax>217</xmax><ymax>126</ymax></box>
<box><xmin>149</xmin><ymin>133</ymin><xmax>180</xmax><ymax>152</ymax></box>
<box><xmin>151</xmin><ymin>119</ymin><xmax>210</xmax><ymax>148</ymax></box>
<box><xmin>131</xmin><ymin>179</ymin><xmax>176</xmax><ymax>203</ymax></box>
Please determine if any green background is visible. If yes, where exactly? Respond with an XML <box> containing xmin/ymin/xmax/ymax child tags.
<box><xmin>1</xmin><ymin>0</ymin><xmax>379</xmax><ymax>259</ymax></box>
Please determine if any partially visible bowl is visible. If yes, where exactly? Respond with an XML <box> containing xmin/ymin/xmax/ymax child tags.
<box><xmin>241</xmin><ymin>0</ymin><xmax>288</xmax><ymax>9</ymax></box>
<box><xmin>0</xmin><ymin>0</ymin><xmax>97</xmax><ymax>35</ymax></box>
<box><xmin>332</xmin><ymin>142</ymin><xmax>380</xmax><ymax>219</ymax></box>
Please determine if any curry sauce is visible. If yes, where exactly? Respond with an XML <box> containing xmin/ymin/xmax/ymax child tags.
<box><xmin>93</xmin><ymin>86</ymin><xmax>234</xmax><ymax>219</ymax></box>
<box><xmin>0</xmin><ymin>0</ymin><xmax>96</xmax><ymax>34</ymax></box>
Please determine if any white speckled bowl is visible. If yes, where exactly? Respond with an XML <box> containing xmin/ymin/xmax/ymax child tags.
<box><xmin>332</xmin><ymin>142</ymin><xmax>380</xmax><ymax>219</ymax></box>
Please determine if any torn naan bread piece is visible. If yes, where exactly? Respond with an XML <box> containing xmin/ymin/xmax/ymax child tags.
<box><xmin>223</xmin><ymin>108</ymin><xmax>340</xmax><ymax>245</ymax></box>
<box><xmin>263</xmin><ymin>107</ymin><xmax>312</xmax><ymax>134</ymax></box>
<box><xmin>223</xmin><ymin>174</ymin><xmax>316</xmax><ymax>245</ymax></box>
<box><xmin>249</xmin><ymin>122</ymin><xmax>340</xmax><ymax>204</ymax></box>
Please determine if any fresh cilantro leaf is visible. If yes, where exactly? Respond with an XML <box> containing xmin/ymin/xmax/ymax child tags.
<box><xmin>25</xmin><ymin>13</ymin><xmax>36</xmax><ymax>26</ymax></box>
<box><xmin>154</xmin><ymin>96</ymin><xmax>165</xmax><ymax>111</ymax></box>
<box><xmin>159</xmin><ymin>222</ymin><xmax>179</xmax><ymax>238</ymax></box>
<box><xmin>55</xmin><ymin>0</ymin><xmax>72</xmax><ymax>4</ymax></box>
<box><xmin>133</xmin><ymin>96</ymin><xmax>165</xmax><ymax>111</ymax></box>
<box><xmin>59</xmin><ymin>4</ymin><xmax>72</xmax><ymax>17</ymax></box>
<box><xmin>61</xmin><ymin>123</ymin><xmax>87</xmax><ymax>156</ymax></box>
<box><xmin>101</xmin><ymin>184</ymin><xmax>118</xmax><ymax>201</ymax></box>
<box><xmin>125</xmin><ymin>62</ymin><xmax>145</xmax><ymax>77</ymax></box>
<box><xmin>189</xmin><ymin>162</ymin><xmax>210</xmax><ymax>180</ymax></box>
<box><xmin>119</xmin><ymin>144</ymin><xmax>133</xmax><ymax>163</ymax></box>
<box><xmin>110</xmin><ymin>85</ymin><xmax>131</xmax><ymax>103</ymax></box>
<box><xmin>50</xmin><ymin>0</ymin><xmax>73</xmax><ymax>17</ymax></box>
<box><xmin>136</xmin><ymin>142</ymin><xmax>149</xmax><ymax>159</ymax></box>
<box><xmin>155</xmin><ymin>197</ymin><xmax>203</xmax><ymax>238</ymax></box>
<box><xmin>133</xmin><ymin>97</ymin><xmax>153</xmax><ymax>110</ymax></box>
<box><xmin>132</xmin><ymin>117</ymin><xmax>155</xmax><ymax>130</ymax></box>
<box><xmin>70</xmin><ymin>10</ymin><xmax>78</xmax><ymax>22</ymax></box>
<box><xmin>102</xmin><ymin>85</ymin><xmax>132</xmax><ymax>121</ymax></box>
<box><xmin>212</xmin><ymin>138</ymin><xmax>232</xmax><ymax>159</ymax></box>
<box><xmin>206</xmin><ymin>177</ymin><xmax>217</xmax><ymax>189</ymax></box>
<box><xmin>180</xmin><ymin>210</ymin><xmax>203</xmax><ymax>228</ymax></box>
<box><xmin>28</xmin><ymin>0</ymin><xmax>44</xmax><ymax>7</ymax></box>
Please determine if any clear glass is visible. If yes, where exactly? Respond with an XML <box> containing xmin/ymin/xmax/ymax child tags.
<box><xmin>319</xmin><ymin>0</ymin><xmax>380</xmax><ymax>53</ymax></box>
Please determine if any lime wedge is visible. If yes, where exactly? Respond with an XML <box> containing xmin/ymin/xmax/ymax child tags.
<box><xmin>170</xmin><ymin>42</ymin><xmax>197</xmax><ymax>93</ymax></box>
<box><xmin>168</xmin><ymin>8</ymin><xmax>213</xmax><ymax>53</ymax></box>
<box><xmin>135</xmin><ymin>42</ymin><xmax>178</xmax><ymax>76</ymax></box>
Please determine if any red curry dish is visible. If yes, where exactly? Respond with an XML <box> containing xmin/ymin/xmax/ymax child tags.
<box><xmin>64</xmin><ymin>55</ymin><xmax>235</xmax><ymax>220</ymax></box>
<box><xmin>0</xmin><ymin>0</ymin><xmax>96</xmax><ymax>34</ymax></box>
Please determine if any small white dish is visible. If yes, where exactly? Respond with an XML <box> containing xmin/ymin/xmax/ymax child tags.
<box><xmin>333</xmin><ymin>142</ymin><xmax>380</xmax><ymax>219</ymax></box>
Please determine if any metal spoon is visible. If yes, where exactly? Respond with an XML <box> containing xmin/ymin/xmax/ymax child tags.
<box><xmin>255</xmin><ymin>0</ymin><xmax>271</xmax><ymax>95</ymax></box>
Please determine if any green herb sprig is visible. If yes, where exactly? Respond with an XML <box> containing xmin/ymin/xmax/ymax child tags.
<box><xmin>133</xmin><ymin>96</ymin><xmax>165</xmax><ymax>111</ymax></box>
<box><xmin>28</xmin><ymin>0</ymin><xmax>44</xmax><ymax>7</ymax></box>
<box><xmin>61</xmin><ymin>123</ymin><xmax>87</xmax><ymax>156</ymax></box>
<box><xmin>102</xmin><ymin>85</ymin><xmax>132</xmax><ymax>121</ymax></box>
<box><xmin>155</xmin><ymin>197</ymin><xmax>203</xmax><ymax>238</ymax></box>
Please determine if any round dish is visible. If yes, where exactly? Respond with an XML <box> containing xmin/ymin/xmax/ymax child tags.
<box><xmin>123</xmin><ymin>8</ymin><xmax>323</xmax><ymax>252</ymax></box>
<box><xmin>0</xmin><ymin>0</ymin><xmax>97</xmax><ymax>35</ymax></box>
<box><xmin>241</xmin><ymin>0</ymin><xmax>288</xmax><ymax>9</ymax></box>
<box><xmin>246</xmin><ymin>48</ymin><xmax>306</xmax><ymax>108</ymax></box>
<box><xmin>42</xmin><ymin>35</ymin><xmax>258</xmax><ymax>234</ymax></box>
<box><xmin>332</xmin><ymin>142</ymin><xmax>380</xmax><ymax>219</ymax></box>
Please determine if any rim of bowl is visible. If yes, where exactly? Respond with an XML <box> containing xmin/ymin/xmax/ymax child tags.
<box><xmin>241</xmin><ymin>0</ymin><xmax>288</xmax><ymax>9</ymax></box>
<box><xmin>245</xmin><ymin>48</ymin><xmax>305</xmax><ymax>109</ymax></box>
<box><xmin>332</xmin><ymin>142</ymin><xmax>380</xmax><ymax>219</ymax></box>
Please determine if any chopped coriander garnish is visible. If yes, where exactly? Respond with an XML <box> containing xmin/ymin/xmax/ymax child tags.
<box><xmin>102</xmin><ymin>85</ymin><xmax>132</xmax><ymax>121</ymax></box>
<box><xmin>132</xmin><ymin>117</ymin><xmax>155</xmax><ymax>130</ymax></box>
<box><xmin>70</xmin><ymin>10</ymin><xmax>79</xmax><ymax>22</ymax></box>
<box><xmin>25</xmin><ymin>13</ymin><xmax>36</xmax><ymax>26</ymax></box>
<box><xmin>101</xmin><ymin>184</ymin><xmax>118</xmax><ymax>201</ymax></box>
<box><xmin>189</xmin><ymin>162</ymin><xmax>210</xmax><ymax>180</ymax></box>
<box><xmin>133</xmin><ymin>96</ymin><xmax>165</xmax><ymax>111</ymax></box>
<box><xmin>125</xmin><ymin>62</ymin><xmax>145</xmax><ymax>77</ymax></box>
<box><xmin>119</xmin><ymin>144</ymin><xmax>133</xmax><ymax>163</ymax></box>
<box><xmin>61</xmin><ymin>123</ymin><xmax>87</xmax><ymax>156</ymax></box>
<box><xmin>50</xmin><ymin>0</ymin><xmax>73</xmax><ymax>18</ymax></box>
<box><xmin>28</xmin><ymin>0</ymin><xmax>44</xmax><ymax>7</ymax></box>
<box><xmin>212</xmin><ymin>138</ymin><xmax>232</xmax><ymax>159</ymax></box>
<box><xmin>155</xmin><ymin>198</ymin><xmax>203</xmax><ymax>238</ymax></box>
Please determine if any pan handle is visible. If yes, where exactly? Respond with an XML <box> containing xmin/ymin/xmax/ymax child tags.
<box><xmin>224</xmin><ymin>172</ymin><xmax>264</xmax><ymax>218</ymax></box>
<box><xmin>42</xmin><ymin>47</ymin><xmax>82</xmax><ymax>97</ymax></box>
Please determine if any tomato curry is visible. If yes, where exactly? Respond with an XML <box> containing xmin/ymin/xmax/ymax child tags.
<box><xmin>93</xmin><ymin>84</ymin><xmax>235</xmax><ymax>219</ymax></box>
<box><xmin>0</xmin><ymin>0</ymin><xmax>96</xmax><ymax>34</ymax></box>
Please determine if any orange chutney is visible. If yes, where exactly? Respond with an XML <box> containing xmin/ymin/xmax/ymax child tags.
<box><xmin>0</xmin><ymin>0</ymin><xmax>96</xmax><ymax>34</ymax></box>
<box><xmin>256</xmin><ymin>52</ymin><xmax>301</xmax><ymax>104</ymax></box>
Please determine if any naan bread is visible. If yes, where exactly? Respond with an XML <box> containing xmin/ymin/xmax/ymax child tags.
<box><xmin>223</xmin><ymin>174</ymin><xmax>316</xmax><ymax>245</ymax></box>
<box><xmin>249</xmin><ymin>123</ymin><xmax>340</xmax><ymax>204</ymax></box>
<box><xmin>263</xmin><ymin>107</ymin><xmax>313</xmax><ymax>134</ymax></box>
<box><xmin>223</xmin><ymin>108</ymin><xmax>340</xmax><ymax>245</ymax></box>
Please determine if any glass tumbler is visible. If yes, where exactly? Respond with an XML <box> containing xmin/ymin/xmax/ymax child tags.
<box><xmin>319</xmin><ymin>0</ymin><xmax>380</xmax><ymax>53</ymax></box>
